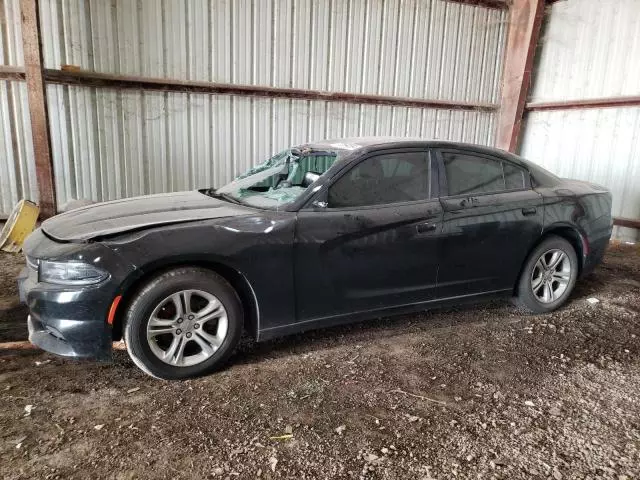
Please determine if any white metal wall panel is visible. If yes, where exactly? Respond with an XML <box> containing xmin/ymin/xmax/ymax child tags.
<box><xmin>0</xmin><ymin>80</ymin><xmax>37</xmax><ymax>216</ymax></box>
<box><xmin>39</xmin><ymin>0</ymin><xmax>507</xmax><ymax>104</ymax></box>
<box><xmin>530</xmin><ymin>0</ymin><xmax>640</xmax><ymax>102</ymax></box>
<box><xmin>46</xmin><ymin>84</ymin><xmax>497</xmax><ymax>210</ymax></box>
<box><xmin>520</xmin><ymin>107</ymin><xmax>640</xmax><ymax>242</ymax></box>
<box><xmin>0</xmin><ymin>0</ymin><xmax>32</xmax><ymax>216</ymax></box>
<box><xmin>35</xmin><ymin>0</ymin><xmax>506</xmax><ymax>212</ymax></box>
<box><xmin>0</xmin><ymin>0</ymin><xmax>23</xmax><ymax>66</ymax></box>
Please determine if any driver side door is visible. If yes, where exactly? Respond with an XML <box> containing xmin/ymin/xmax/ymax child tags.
<box><xmin>293</xmin><ymin>149</ymin><xmax>443</xmax><ymax>323</ymax></box>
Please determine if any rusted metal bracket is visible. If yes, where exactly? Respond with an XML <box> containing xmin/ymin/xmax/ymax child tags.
<box><xmin>20</xmin><ymin>0</ymin><xmax>56</xmax><ymax>218</ymax></box>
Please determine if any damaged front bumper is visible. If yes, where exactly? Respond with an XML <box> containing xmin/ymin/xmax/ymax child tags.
<box><xmin>27</xmin><ymin>315</ymin><xmax>111</xmax><ymax>359</ymax></box>
<box><xmin>19</xmin><ymin>228</ymin><xmax>137</xmax><ymax>361</ymax></box>
<box><xmin>19</xmin><ymin>266</ymin><xmax>114</xmax><ymax>360</ymax></box>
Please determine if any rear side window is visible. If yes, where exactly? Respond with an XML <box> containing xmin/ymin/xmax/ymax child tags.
<box><xmin>504</xmin><ymin>163</ymin><xmax>526</xmax><ymax>190</ymax></box>
<box><xmin>328</xmin><ymin>152</ymin><xmax>431</xmax><ymax>208</ymax></box>
<box><xmin>442</xmin><ymin>152</ymin><xmax>526</xmax><ymax>196</ymax></box>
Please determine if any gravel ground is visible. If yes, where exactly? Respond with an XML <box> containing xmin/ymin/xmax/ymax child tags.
<box><xmin>0</xmin><ymin>244</ymin><xmax>639</xmax><ymax>479</ymax></box>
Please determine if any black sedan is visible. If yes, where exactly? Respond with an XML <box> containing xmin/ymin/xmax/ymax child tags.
<box><xmin>19</xmin><ymin>138</ymin><xmax>613</xmax><ymax>379</ymax></box>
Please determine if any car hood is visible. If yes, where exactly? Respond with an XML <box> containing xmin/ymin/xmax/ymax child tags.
<box><xmin>41</xmin><ymin>191</ymin><xmax>255</xmax><ymax>242</ymax></box>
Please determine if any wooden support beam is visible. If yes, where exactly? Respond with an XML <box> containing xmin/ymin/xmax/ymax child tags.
<box><xmin>526</xmin><ymin>96</ymin><xmax>640</xmax><ymax>112</ymax></box>
<box><xmin>1</xmin><ymin>65</ymin><xmax>501</xmax><ymax>113</ymax></box>
<box><xmin>496</xmin><ymin>0</ymin><xmax>545</xmax><ymax>152</ymax></box>
<box><xmin>613</xmin><ymin>217</ymin><xmax>640</xmax><ymax>230</ymax></box>
<box><xmin>42</xmin><ymin>68</ymin><xmax>499</xmax><ymax>112</ymax></box>
<box><xmin>20</xmin><ymin>0</ymin><xmax>56</xmax><ymax>218</ymax></box>
<box><xmin>0</xmin><ymin>65</ymin><xmax>26</xmax><ymax>81</ymax></box>
<box><xmin>444</xmin><ymin>0</ymin><xmax>509</xmax><ymax>10</ymax></box>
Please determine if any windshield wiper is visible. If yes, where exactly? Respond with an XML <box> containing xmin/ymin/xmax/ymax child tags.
<box><xmin>203</xmin><ymin>189</ymin><xmax>244</xmax><ymax>205</ymax></box>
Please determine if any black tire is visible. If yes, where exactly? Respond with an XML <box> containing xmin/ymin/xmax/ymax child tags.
<box><xmin>514</xmin><ymin>235</ymin><xmax>579</xmax><ymax>314</ymax></box>
<box><xmin>123</xmin><ymin>267</ymin><xmax>243</xmax><ymax>380</ymax></box>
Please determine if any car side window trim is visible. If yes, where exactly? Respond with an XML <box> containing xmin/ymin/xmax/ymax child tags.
<box><xmin>435</xmin><ymin>148</ymin><xmax>531</xmax><ymax>199</ymax></box>
<box><xmin>301</xmin><ymin>148</ymin><xmax>439</xmax><ymax>211</ymax></box>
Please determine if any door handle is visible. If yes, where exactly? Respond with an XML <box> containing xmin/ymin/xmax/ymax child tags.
<box><xmin>416</xmin><ymin>222</ymin><xmax>438</xmax><ymax>234</ymax></box>
<box><xmin>521</xmin><ymin>207</ymin><xmax>537</xmax><ymax>216</ymax></box>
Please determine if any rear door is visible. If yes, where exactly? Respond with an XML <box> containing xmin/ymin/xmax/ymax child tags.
<box><xmin>294</xmin><ymin>149</ymin><xmax>443</xmax><ymax>321</ymax></box>
<box><xmin>435</xmin><ymin>148</ymin><xmax>544</xmax><ymax>297</ymax></box>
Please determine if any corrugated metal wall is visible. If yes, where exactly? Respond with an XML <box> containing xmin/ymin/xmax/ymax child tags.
<box><xmin>0</xmin><ymin>0</ymin><xmax>38</xmax><ymax>215</ymax></box>
<box><xmin>520</xmin><ymin>0</ymin><xmax>640</xmax><ymax>241</ymax></box>
<box><xmin>39</xmin><ymin>0</ymin><xmax>506</xmax><ymax>103</ymax></box>
<box><xmin>529</xmin><ymin>0</ymin><xmax>640</xmax><ymax>103</ymax></box>
<box><xmin>31</xmin><ymin>0</ymin><xmax>506</xmax><ymax>210</ymax></box>
<box><xmin>0</xmin><ymin>80</ymin><xmax>38</xmax><ymax>215</ymax></box>
<box><xmin>45</xmin><ymin>85</ymin><xmax>497</xmax><ymax>206</ymax></box>
<box><xmin>0</xmin><ymin>0</ymin><xmax>22</xmax><ymax>65</ymax></box>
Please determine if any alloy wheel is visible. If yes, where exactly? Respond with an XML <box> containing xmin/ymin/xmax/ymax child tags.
<box><xmin>146</xmin><ymin>289</ymin><xmax>228</xmax><ymax>367</ymax></box>
<box><xmin>531</xmin><ymin>249</ymin><xmax>571</xmax><ymax>303</ymax></box>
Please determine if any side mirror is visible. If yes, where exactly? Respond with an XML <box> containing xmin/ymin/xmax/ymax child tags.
<box><xmin>311</xmin><ymin>200</ymin><xmax>328</xmax><ymax>209</ymax></box>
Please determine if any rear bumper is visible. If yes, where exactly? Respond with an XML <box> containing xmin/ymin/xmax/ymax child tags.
<box><xmin>19</xmin><ymin>267</ymin><xmax>114</xmax><ymax>360</ymax></box>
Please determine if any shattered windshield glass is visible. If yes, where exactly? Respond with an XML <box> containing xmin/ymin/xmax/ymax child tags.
<box><xmin>215</xmin><ymin>148</ymin><xmax>339</xmax><ymax>208</ymax></box>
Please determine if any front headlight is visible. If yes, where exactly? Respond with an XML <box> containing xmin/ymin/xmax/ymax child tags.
<box><xmin>39</xmin><ymin>260</ymin><xmax>109</xmax><ymax>285</ymax></box>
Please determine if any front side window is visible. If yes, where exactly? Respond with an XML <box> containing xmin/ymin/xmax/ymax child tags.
<box><xmin>328</xmin><ymin>152</ymin><xmax>431</xmax><ymax>208</ymax></box>
<box><xmin>443</xmin><ymin>152</ymin><xmax>526</xmax><ymax>196</ymax></box>
<box><xmin>215</xmin><ymin>148</ymin><xmax>339</xmax><ymax>208</ymax></box>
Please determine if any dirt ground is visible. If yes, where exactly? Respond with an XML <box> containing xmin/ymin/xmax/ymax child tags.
<box><xmin>0</xmin><ymin>245</ymin><xmax>639</xmax><ymax>480</ymax></box>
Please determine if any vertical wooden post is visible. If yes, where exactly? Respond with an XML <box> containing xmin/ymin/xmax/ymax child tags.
<box><xmin>496</xmin><ymin>0</ymin><xmax>545</xmax><ymax>152</ymax></box>
<box><xmin>20</xmin><ymin>0</ymin><xmax>56</xmax><ymax>217</ymax></box>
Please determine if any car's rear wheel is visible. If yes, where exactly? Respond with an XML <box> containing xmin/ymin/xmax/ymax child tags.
<box><xmin>514</xmin><ymin>235</ymin><xmax>579</xmax><ymax>314</ymax></box>
<box><xmin>123</xmin><ymin>267</ymin><xmax>242</xmax><ymax>380</ymax></box>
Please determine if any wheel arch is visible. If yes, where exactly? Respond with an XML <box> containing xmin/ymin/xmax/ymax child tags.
<box><xmin>514</xmin><ymin>224</ymin><xmax>586</xmax><ymax>295</ymax></box>
<box><xmin>110</xmin><ymin>257</ymin><xmax>259</xmax><ymax>342</ymax></box>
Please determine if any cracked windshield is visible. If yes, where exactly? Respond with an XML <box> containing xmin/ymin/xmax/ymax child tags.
<box><xmin>215</xmin><ymin>148</ymin><xmax>339</xmax><ymax>208</ymax></box>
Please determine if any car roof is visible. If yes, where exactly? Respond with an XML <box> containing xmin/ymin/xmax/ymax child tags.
<box><xmin>297</xmin><ymin>137</ymin><xmax>526</xmax><ymax>165</ymax></box>
<box><xmin>284</xmin><ymin>137</ymin><xmax>561</xmax><ymax>211</ymax></box>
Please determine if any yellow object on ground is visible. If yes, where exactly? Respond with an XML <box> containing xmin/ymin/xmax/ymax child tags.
<box><xmin>0</xmin><ymin>200</ymin><xmax>40</xmax><ymax>253</ymax></box>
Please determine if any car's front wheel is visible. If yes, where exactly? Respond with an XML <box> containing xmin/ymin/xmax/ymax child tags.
<box><xmin>123</xmin><ymin>267</ymin><xmax>243</xmax><ymax>380</ymax></box>
<box><xmin>514</xmin><ymin>235</ymin><xmax>579</xmax><ymax>314</ymax></box>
